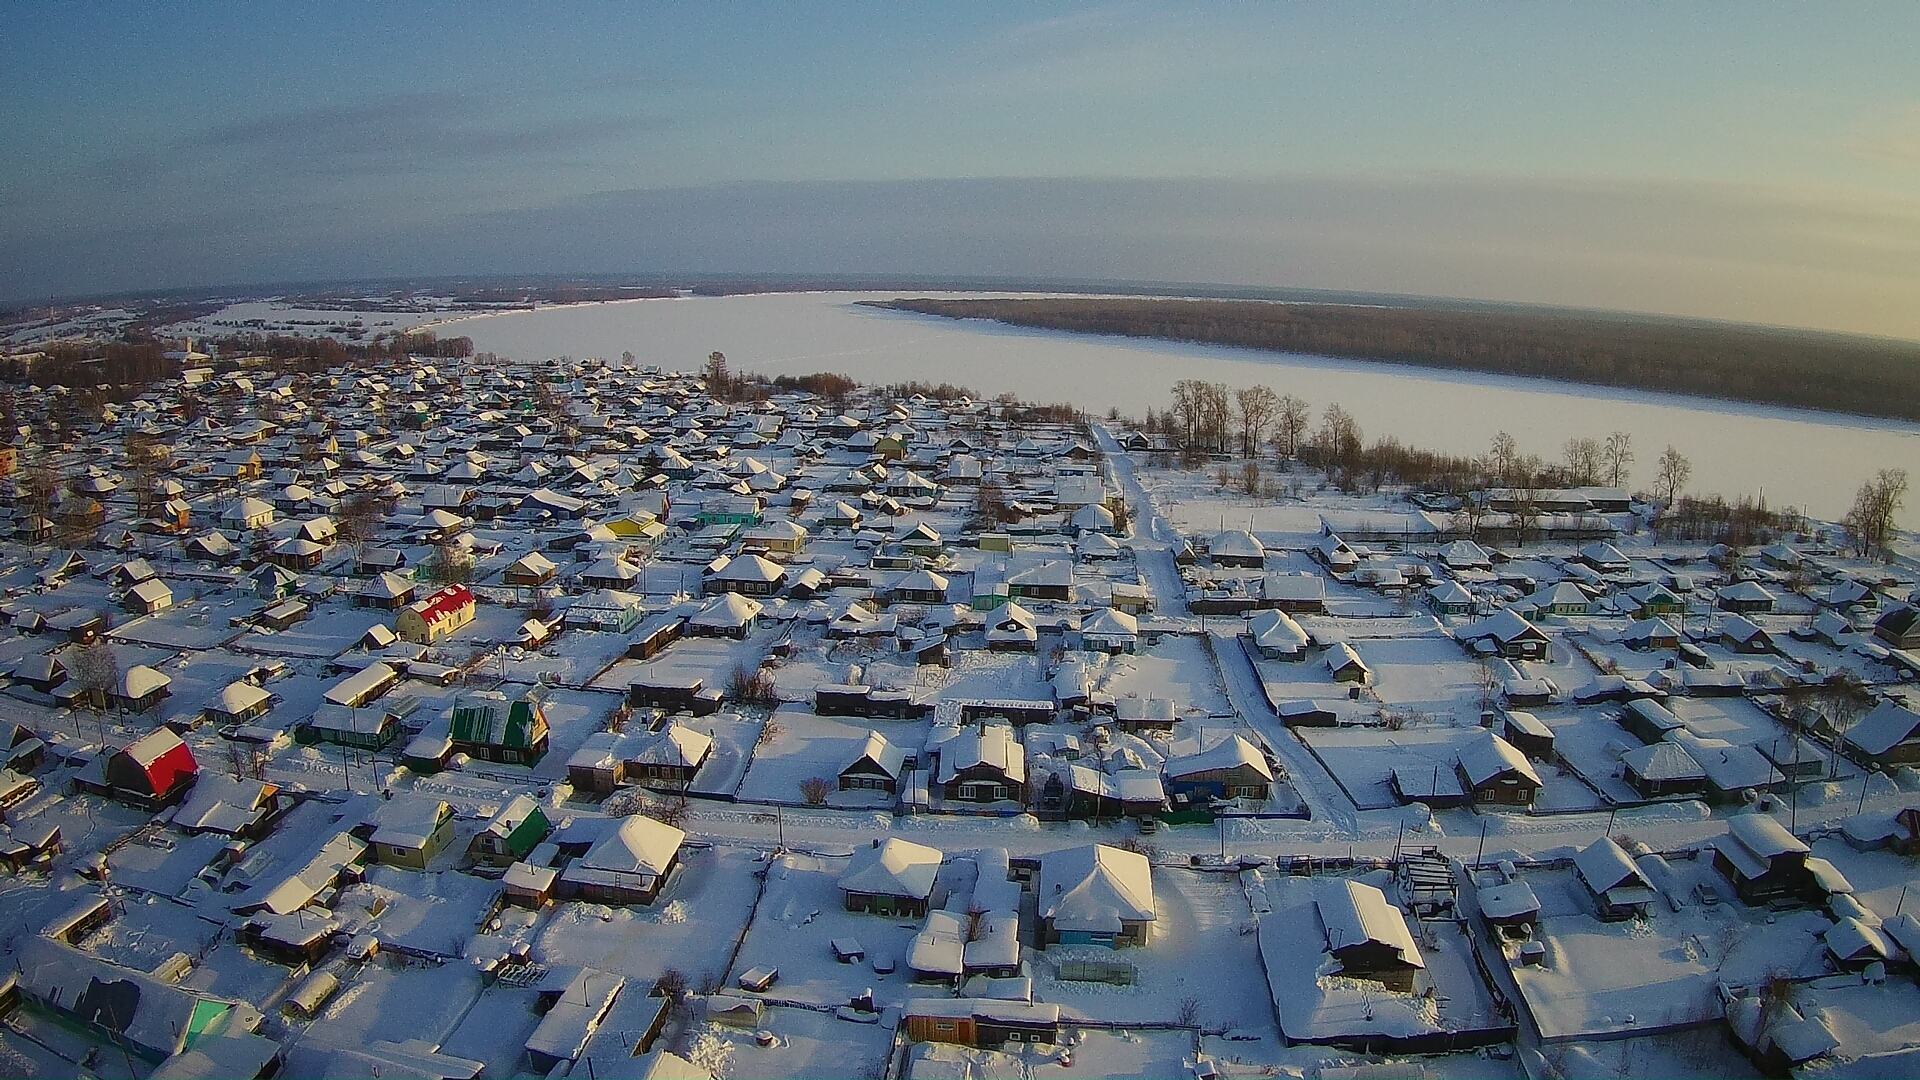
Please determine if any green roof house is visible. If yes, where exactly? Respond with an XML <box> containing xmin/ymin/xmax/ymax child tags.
<box><xmin>450</xmin><ymin>687</ymin><xmax>552</xmax><ymax>766</ymax></box>
<box><xmin>469</xmin><ymin>793</ymin><xmax>552</xmax><ymax>867</ymax></box>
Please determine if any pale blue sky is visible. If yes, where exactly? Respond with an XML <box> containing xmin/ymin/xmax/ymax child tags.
<box><xmin>4</xmin><ymin>3</ymin><xmax>1918</xmax><ymax>335</ymax></box>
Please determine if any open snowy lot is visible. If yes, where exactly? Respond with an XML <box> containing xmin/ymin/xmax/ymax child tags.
<box><xmin>1256</xmin><ymin>872</ymin><xmax>1503</xmax><ymax>1045</ymax></box>
<box><xmin>729</xmin><ymin>851</ymin><xmax>924</xmax><ymax>1010</ymax></box>
<box><xmin>1035</xmin><ymin>867</ymin><xmax>1279</xmax><ymax>1041</ymax></box>
<box><xmin>1100</xmin><ymin>634</ymin><xmax>1234</xmax><ymax>719</ymax></box>
<box><xmin>1506</xmin><ymin>863</ymin><xmax>1831</xmax><ymax>1040</ymax></box>
<box><xmin>685</xmin><ymin>1002</ymin><xmax>897</xmax><ymax>1080</ymax></box>
<box><xmin>737</xmin><ymin>705</ymin><xmax>926</xmax><ymax>808</ymax></box>
<box><xmin>534</xmin><ymin>843</ymin><xmax>764</xmax><ymax>988</ymax></box>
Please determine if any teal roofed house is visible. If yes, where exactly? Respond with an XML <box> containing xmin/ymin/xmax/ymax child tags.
<box><xmin>450</xmin><ymin>688</ymin><xmax>552</xmax><ymax>765</ymax></box>
<box><xmin>696</xmin><ymin>494</ymin><xmax>763</xmax><ymax>527</ymax></box>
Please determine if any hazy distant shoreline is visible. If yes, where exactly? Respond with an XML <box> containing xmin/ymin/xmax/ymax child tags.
<box><xmin>874</xmin><ymin>297</ymin><xmax>1920</xmax><ymax>424</ymax></box>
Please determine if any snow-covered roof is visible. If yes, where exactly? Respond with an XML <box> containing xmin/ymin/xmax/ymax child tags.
<box><xmin>1038</xmin><ymin>844</ymin><xmax>1155</xmax><ymax>933</ymax></box>
<box><xmin>1846</xmin><ymin>700</ymin><xmax>1920</xmax><ymax>757</ymax></box>
<box><xmin>1573</xmin><ymin>837</ymin><xmax>1651</xmax><ymax>896</ymax></box>
<box><xmin>1456</xmin><ymin>731</ymin><xmax>1541</xmax><ymax>788</ymax></box>
<box><xmin>712</xmin><ymin>553</ymin><xmax>784</xmax><ymax>583</ymax></box>
<box><xmin>1723</xmin><ymin>812</ymin><xmax>1809</xmax><ymax>859</ymax></box>
<box><xmin>1622</xmin><ymin>739</ymin><xmax>1704</xmax><ymax>782</ymax></box>
<box><xmin>1249</xmin><ymin>608</ymin><xmax>1309</xmax><ymax>652</ymax></box>
<box><xmin>1461</xmin><ymin>608</ymin><xmax>1545</xmax><ymax>645</ymax></box>
<box><xmin>936</xmin><ymin>724</ymin><xmax>1025</xmax><ymax>784</ymax></box>
<box><xmin>1317</xmin><ymin>879</ymin><xmax>1424</xmax><ymax>968</ymax></box>
<box><xmin>118</xmin><ymin>664</ymin><xmax>172</xmax><ymax>699</ymax></box>
<box><xmin>691</xmin><ymin>592</ymin><xmax>763</xmax><ymax>628</ymax></box>
<box><xmin>1718</xmin><ymin>580</ymin><xmax>1777</xmax><ymax>603</ymax></box>
<box><xmin>1212</xmin><ymin>529</ymin><xmax>1265</xmax><ymax>559</ymax></box>
<box><xmin>840</xmin><ymin>837</ymin><xmax>942</xmax><ymax>901</ymax></box>
<box><xmin>572</xmin><ymin>815</ymin><xmax>685</xmax><ymax>878</ymax></box>
<box><xmin>214</xmin><ymin>680</ymin><xmax>271</xmax><ymax>716</ymax></box>
<box><xmin>845</xmin><ymin>730</ymin><xmax>906</xmax><ymax>778</ymax></box>
<box><xmin>623</xmin><ymin>722</ymin><xmax>713</xmax><ymax>769</ymax></box>
<box><xmin>1164</xmin><ymin>734</ymin><xmax>1272</xmax><ymax>782</ymax></box>
<box><xmin>1081</xmin><ymin>608</ymin><xmax>1138</xmax><ymax>637</ymax></box>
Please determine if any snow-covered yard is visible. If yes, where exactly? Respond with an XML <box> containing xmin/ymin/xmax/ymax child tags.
<box><xmin>533</xmin><ymin>843</ymin><xmax>764</xmax><ymax>988</ymax></box>
<box><xmin>729</xmin><ymin>852</ymin><xmax>923</xmax><ymax>1010</ymax></box>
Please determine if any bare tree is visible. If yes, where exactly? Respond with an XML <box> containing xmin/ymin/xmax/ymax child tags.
<box><xmin>799</xmin><ymin>776</ymin><xmax>834</xmax><ymax>806</ymax></box>
<box><xmin>1273</xmin><ymin>394</ymin><xmax>1311</xmax><ymax>460</ymax></box>
<box><xmin>1233</xmin><ymin>385</ymin><xmax>1279</xmax><ymax>458</ymax></box>
<box><xmin>1240</xmin><ymin>460</ymin><xmax>1261</xmax><ymax>497</ymax></box>
<box><xmin>1196</xmin><ymin>382</ymin><xmax>1231</xmax><ymax>455</ymax></box>
<box><xmin>1488</xmin><ymin>431</ymin><xmax>1519</xmax><ymax>487</ymax></box>
<box><xmin>1654</xmin><ymin>445</ymin><xmax>1692</xmax><ymax>507</ymax></box>
<box><xmin>1170</xmin><ymin>380</ymin><xmax>1206</xmax><ymax>454</ymax></box>
<box><xmin>1563</xmin><ymin>437</ymin><xmax>1601</xmax><ymax>486</ymax></box>
<box><xmin>728</xmin><ymin>664</ymin><xmax>779</xmax><ymax>708</ymax></box>
<box><xmin>71</xmin><ymin>641</ymin><xmax>120</xmax><ymax>712</ymax></box>
<box><xmin>1511</xmin><ymin>455</ymin><xmax>1547</xmax><ymax>545</ymax></box>
<box><xmin>423</xmin><ymin>541</ymin><xmax>474</xmax><ymax>584</ymax></box>
<box><xmin>1602</xmin><ymin>431</ymin><xmax>1634</xmax><ymax>488</ymax></box>
<box><xmin>336</xmin><ymin>491</ymin><xmax>383</xmax><ymax>547</ymax></box>
<box><xmin>1314</xmin><ymin>403</ymin><xmax>1363</xmax><ymax>470</ymax></box>
<box><xmin>1843</xmin><ymin>468</ymin><xmax>1908</xmax><ymax>559</ymax></box>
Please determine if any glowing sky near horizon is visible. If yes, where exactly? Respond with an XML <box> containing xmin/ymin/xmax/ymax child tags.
<box><xmin>3</xmin><ymin>3</ymin><xmax>1918</xmax><ymax>337</ymax></box>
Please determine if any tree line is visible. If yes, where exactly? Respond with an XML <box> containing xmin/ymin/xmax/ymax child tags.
<box><xmin>881</xmin><ymin>297</ymin><xmax>1920</xmax><ymax>423</ymax></box>
<box><xmin>1138</xmin><ymin>381</ymin><xmax>1905</xmax><ymax>555</ymax></box>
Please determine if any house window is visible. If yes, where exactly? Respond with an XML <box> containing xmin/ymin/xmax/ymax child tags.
<box><xmin>935</xmin><ymin>1021</ymin><xmax>955</xmax><ymax>1032</ymax></box>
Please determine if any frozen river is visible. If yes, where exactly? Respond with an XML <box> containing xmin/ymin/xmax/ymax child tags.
<box><xmin>448</xmin><ymin>291</ymin><xmax>1918</xmax><ymax>521</ymax></box>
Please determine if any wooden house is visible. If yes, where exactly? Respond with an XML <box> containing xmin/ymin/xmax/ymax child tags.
<box><xmin>839</xmin><ymin>731</ymin><xmax>908</xmax><ymax>794</ymax></box>
<box><xmin>1317</xmin><ymin>879</ymin><xmax>1426</xmax><ymax>991</ymax></box>
<box><xmin>1037</xmin><ymin>844</ymin><xmax>1155</xmax><ymax>948</ymax></box>
<box><xmin>1456</xmin><ymin>731</ymin><xmax>1542</xmax><ymax>806</ymax></box>
<box><xmin>366</xmin><ymin>797</ymin><xmax>456</xmax><ymax>870</ymax></box>
<box><xmin>468</xmin><ymin>794</ymin><xmax>551</xmax><ymax>867</ymax></box>
<box><xmin>1711</xmin><ymin>813</ymin><xmax>1820</xmax><ymax>906</ymax></box>
<box><xmin>1162</xmin><ymin>735</ymin><xmax>1272</xmax><ymax>801</ymax></box>
<box><xmin>1573</xmin><ymin>837</ymin><xmax>1657</xmax><ymax>921</ymax></box>
<box><xmin>450</xmin><ymin>688</ymin><xmax>552</xmax><ymax>765</ymax></box>
<box><xmin>557</xmin><ymin>815</ymin><xmax>685</xmax><ymax>905</ymax></box>
<box><xmin>90</xmin><ymin>728</ymin><xmax>199</xmax><ymax>808</ymax></box>
<box><xmin>840</xmin><ymin>837</ymin><xmax>942</xmax><ymax>917</ymax></box>
<box><xmin>936</xmin><ymin>724</ymin><xmax>1026</xmax><ymax>804</ymax></box>
<box><xmin>1842</xmin><ymin>700</ymin><xmax>1920</xmax><ymax>768</ymax></box>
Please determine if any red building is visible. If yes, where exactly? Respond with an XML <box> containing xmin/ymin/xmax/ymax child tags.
<box><xmin>96</xmin><ymin>729</ymin><xmax>199</xmax><ymax>807</ymax></box>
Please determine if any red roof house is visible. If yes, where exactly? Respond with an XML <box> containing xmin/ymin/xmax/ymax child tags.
<box><xmin>102</xmin><ymin>728</ymin><xmax>199</xmax><ymax>806</ymax></box>
<box><xmin>396</xmin><ymin>584</ymin><xmax>478</xmax><ymax>644</ymax></box>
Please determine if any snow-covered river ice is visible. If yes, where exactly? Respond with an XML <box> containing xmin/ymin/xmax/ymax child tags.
<box><xmin>448</xmin><ymin>291</ymin><xmax>1918</xmax><ymax>521</ymax></box>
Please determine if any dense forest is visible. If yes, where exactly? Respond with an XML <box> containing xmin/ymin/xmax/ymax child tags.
<box><xmin>874</xmin><ymin>298</ymin><xmax>1920</xmax><ymax>422</ymax></box>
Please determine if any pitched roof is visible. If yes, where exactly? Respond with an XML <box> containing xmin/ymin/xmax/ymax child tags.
<box><xmin>840</xmin><ymin>837</ymin><xmax>942</xmax><ymax>900</ymax></box>
<box><xmin>1039</xmin><ymin>844</ymin><xmax>1155</xmax><ymax>932</ymax></box>
<box><xmin>574</xmin><ymin>815</ymin><xmax>685</xmax><ymax>878</ymax></box>
<box><xmin>1622</xmin><ymin>739</ymin><xmax>1705</xmax><ymax>782</ymax></box>
<box><xmin>1164</xmin><ymin>734</ymin><xmax>1272</xmax><ymax>782</ymax></box>
<box><xmin>1456</xmin><ymin>731</ymin><xmax>1542</xmax><ymax>788</ymax></box>
<box><xmin>1573</xmin><ymin>836</ymin><xmax>1651</xmax><ymax>895</ymax></box>
<box><xmin>1317</xmin><ymin>879</ymin><xmax>1424</xmax><ymax>967</ymax></box>
<box><xmin>1846</xmin><ymin>700</ymin><xmax>1920</xmax><ymax>756</ymax></box>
